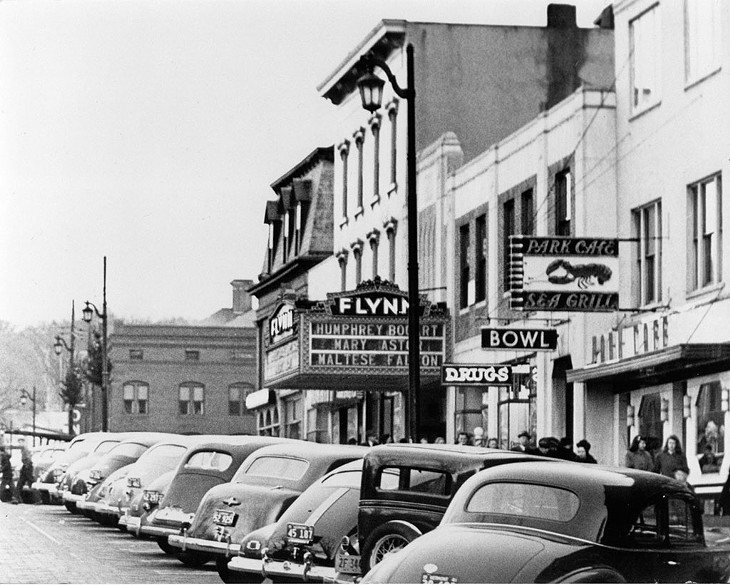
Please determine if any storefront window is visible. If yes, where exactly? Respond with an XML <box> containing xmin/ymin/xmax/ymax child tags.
<box><xmin>696</xmin><ymin>381</ymin><xmax>724</xmax><ymax>472</ymax></box>
<box><xmin>454</xmin><ymin>388</ymin><xmax>487</xmax><ymax>443</ymax></box>
<box><xmin>285</xmin><ymin>398</ymin><xmax>301</xmax><ymax>440</ymax></box>
<box><xmin>498</xmin><ymin>365</ymin><xmax>536</xmax><ymax>449</ymax></box>
<box><xmin>258</xmin><ymin>406</ymin><xmax>280</xmax><ymax>437</ymax></box>
<box><xmin>638</xmin><ymin>393</ymin><xmax>663</xmax><ymax>454</ymax></box>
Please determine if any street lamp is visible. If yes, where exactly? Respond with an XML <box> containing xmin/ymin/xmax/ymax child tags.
<box><xmin>357</xmin><ymin>44</ymin><xmax>420</xmax><ymax>441</ymax></box>
<box><xmin>55</xmin><ymin>301</ymin><xmax>77</xmax><ymax>436</ymax></box>
<box><xmin>82</xmin><ymin>256</ymin><xmax>109</xmax><ymax>432</ymax></box>
<box><xmin>19</xmin><ymin>387</ymin><xmax>37</xmax><ymax>447</ymax></box>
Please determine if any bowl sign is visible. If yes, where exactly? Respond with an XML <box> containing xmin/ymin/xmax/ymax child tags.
<box><xmin>441</xmin><ymin>364</ymin><xmax>512</xmax><ymax>386</ymax></box>
<box><xmin>482</xmin><ymin>328</ymin><xmax>558</xmax><ymax>350</ymax></box>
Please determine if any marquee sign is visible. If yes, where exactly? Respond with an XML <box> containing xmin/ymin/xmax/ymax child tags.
<box><xmin>269</xmin><ymin>301</ymin><xmax>296</xmax><ymax>345</ymax></box>
<box><xmin>509</xmin><ymin>236</ymin><xmax>620</xmax><ymax>312</ymax></box>
<box><xmin>261</xmin><ymin>278</ymin><xmax>451</xmax><ymax>390</ymax></box>
<box><xmin>441</xmin><ymin>364</ymin><xmax>513</xmax><ymax>386</ymax></box>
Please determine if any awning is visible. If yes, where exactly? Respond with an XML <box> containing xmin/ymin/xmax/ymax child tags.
<box><xmin>566</xmin><ymin>343</ymin><xmax>730</xmax><ymax>386</ymax></box>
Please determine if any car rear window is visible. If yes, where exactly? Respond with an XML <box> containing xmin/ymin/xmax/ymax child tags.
<box><xmin>321</xmin><ymin>470</ymin><xmax>361</xmax><ymax>488</ymax></box>
<box><xmin>377</xmin><ymin>467</ymin><xmax>450</xmax><ymax>496</ymax></box>
<box><xmin>94</xmin><ymin>440</ymin><xmax>120</xmax><ymax>455</ymax></box>
<box><xmin>184</xmin><ymin>450</ymin><xmax>233</xmax><ymax>471</ymax></box>
<box><xmin>142</xmin><ymin>444</ymin><xmax>187</xmax><ymax>468</ymax></box>
<box><xmin>108</xmin><ymin>442</ymin><xmax>149</xmax><ymax>459</ymax></box>
<box><xmin>243</xmin><ymin>456</ymin><xmax>308</xmax><ymax>480</ymax></box>
<box><xmin>466</xmin><ymin>482</ymin><xmax>580</xmax><ymax>522</ymax></box>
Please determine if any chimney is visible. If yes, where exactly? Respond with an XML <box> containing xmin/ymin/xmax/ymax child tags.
<box><xmin>547</xmin><ymin>4</ymin><xmax>577</xmax><ymax>28</ymax></box>
<box><xmin>231</xmin><ymin>279</ymin><xmax>253</xmax><ymax>314</ymax></box>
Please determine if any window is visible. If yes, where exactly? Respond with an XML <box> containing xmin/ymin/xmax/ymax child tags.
<box><xmin>387</xmin><ymin>100</ymin><xmax>399</xmax><ymax>190</ymax></box>
<box><xmin>686</xmin><ymin>0</ymin><xmax>721</xmax><ymax>83</ymax></box>
<box><xmin>107</xmin><ymin>442</ymin><xmax>149</xmax><ymax>459</ymax></box>
<box><xmin>385</xmin><ymin>219</ymin><xmax>397</xmax><ymax>282</ymax></box>
<box><xmin>632</xmin><ymin>200</ymin><xmax>662</xmax><ymax>305</ymax></box>
<box><xmin>376</xmin><ymin>467</ymin><xmax>451</xmax><ymax>496</ymax></box>
<box><xmin>455</xmin><ymin>387</ymin><xmax>487</xmax><ymax>439</ymax></box>
<box><xmin>179</xmin><ymin>383</ymin><xmax>204</xmax><ymax>415</ymax></box>
<box><xmin>498</xmin><ymin>365</ymin><xmax>536</xmax><ymax>450</ymax></box>
<box><xmin>284</xmin><ymin>398</ymin><xmax>301</xmax><ymax>440</ymax></box>
<box><xmin>258</xmin><ymin>405</ymin><xmax>280</xmax><ymax>436</ymax></box>
<box><xmin>242</xmin><ymin>456</ymin><xmax>308</xmax><ymax>481</ymax></box>
<box><xmin>370</xmin><ymin>114</ymin><xmax>381</xmax><ymax>201</ymax></box>
<box><xmin>521</xmin><ymin>189</ymin><xmax>534</xmax><ymax>235</ymax></box>
<box><xmin>475</xmin><ymin>214</ymin><xmax>487</xmax><ymax>303</ymax></box>
<box><xmin>368</xmin><ymin>230</ymin><xmax>380</xmax><ymax>279</ymax></box>
<box><xmin>351</xmin><ymin>240</ymin><xmax>363</xmax><ymax>285</ymax></box>
<box><xmin>267</xmin><ymin>218</ymin><xmax>281</xmax><ymax>274</ymax></box>
<box><xmin>459</xmin><ymin>223</ymin><xmax>470</xmax><ymax>309</ymax></box>
<box><xmin>185</xmin><ymin>350</ymin><xmax>200</xmax><ymax>361</ymax></box>
<box><xmin>667</xmin><ymin>498</ymin><xmax>701</xmax><ymax>544</ymax></box>
<box><xmin>129</xmin><ymin>349</ymin><xmax>143</xmax><ymax>360</ymax></box>
<box><xmin>696</xmin><ymin>381</ymin><xmax>724</xmax><ymax>472</ymax></box>
<box><xmin>123</xmin><ymin>382</ymin><xmax>148</xmax><ymax>415</ymax></box>
<box><xmin>354</xmin><ymin>128</ymin><xmax>365</xmax><ymax>212</ymax></box>
<box><xmin>466</xmin><ymin>482</ymin><xmax>580</xmax><ymax>522</ymax></box>
<box><xmin>184</xmin><ymin>450</ymin><xmax>233</xmax><ymax>472</ymax></box>
<box><xmin>503</xmin><ymin>199</ymin><xmax>515</xmax><ymax>293</ymax></box>
<box><xmin>638</xmin><ymin>393</ymin><xmax>663</xmax><ymax>449</ymax></box>
<box><xmin>689</xmin><ymin>174</ymin><xmax>722</xmax><ymax>290</ymax></box>
<box><xmin>306</xmin><ymin>407</ymin><xmax>330</xmax><ymax>443</ymax></box>
<box><xmin>631</xmin><ymin>5</ymin><xmax>661</xmax><ymax>112</ymax></box>
<box><xmin>337</xmin><ymin>250</ymin><xmax>348</xmax><ymax>291</ymax></box>
<box><xmin>555</xmin><ymin>169</ymin><xmax>572</xmax><ymax>236</ymax></box>
<box><xmin>338</xmin><ymin>141</ymin><xmax>350</xmax><ymax>219</ymax></box>
<box><xmin>229</xmin><ymin>384</ymin><xmax>252</xmax><ymax>416</ymax></box>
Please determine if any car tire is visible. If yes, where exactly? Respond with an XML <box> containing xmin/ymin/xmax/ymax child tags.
<box><xmin>216</xmin><ymin>556</ymin><xmax>262</xmax><ymax>584</ymax></box>
<box><xmin>40</xmin><ymin>492</ymin><xmax>50</xmax><ymax>505</ymax></box>
<box><xmin>177</xmin><ymin>551</ymin><xmax>213</xmax><ymax>567</ymax></box>
<box><xmin>361</xmin><ymin>521</ymin><xmax>421</xmax><ymax>573</ymax></box>
<box><xmin>156</xmin><ymin>536</ymin><xmax>176</xmax><ymax>555</ymax></box>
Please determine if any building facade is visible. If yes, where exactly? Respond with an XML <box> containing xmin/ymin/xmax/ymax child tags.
<box><xmin>107</xmin><ymin>280</ymin><xmax>258</xmax><ymax>434</ymax></box>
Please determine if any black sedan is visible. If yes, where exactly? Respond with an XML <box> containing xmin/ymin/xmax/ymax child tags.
<box><xmin>362</xmin><ymin>462</ymin><xmax>730</xmax><ymax>583</ymax></box>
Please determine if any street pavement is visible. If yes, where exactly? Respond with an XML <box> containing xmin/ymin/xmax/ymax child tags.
<box><xmin>0</xmin><ymin>502</ymin><xmax>221</xmax><ymax>584</ymax></box>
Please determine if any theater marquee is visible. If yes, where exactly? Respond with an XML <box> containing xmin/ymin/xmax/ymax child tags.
<box><xmin>262</xmin><ymin>278</ymin><xmax>451</xmax><ymax>391</ymax></box>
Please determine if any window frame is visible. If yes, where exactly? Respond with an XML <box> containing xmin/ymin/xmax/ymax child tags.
<box><xmin>630</xmin><ymin>4</ymin><xmax>662</xmax><ymax>115</ymax></box>
<box><xmin>122</xmin><ymin>381</ymin><xmax>149</xmax><ymax>415</ymax></box>
<box><xmin>685</xmin><ymin>0</ymin><xmax>722</xmax><ymax>85</ymax></box>
<box><xmin>179</xmin><ymin>382</ymin><xmax>205</xmax><ymax>416</ymax></box>
<box><xmin>688</xmin><ymin>173</ymin><xmax>723</xmax><ymax>291</ymax></box>
<box><xmin>632</xmin><ymin>199</ymin><xmax>662</xmax><ymax>306</ymax></box>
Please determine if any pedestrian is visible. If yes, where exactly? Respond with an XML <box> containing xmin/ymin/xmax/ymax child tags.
<box><xmin>673</xmin><ymin>468</ymin><xmax>695</xmax><ymax>494</ymax></box>
<box><xmin>472</xmin><ymin>427</ymin><xmax>485</xmax><ymax>447</ymax></box>
<box><xmin>699</xmin><ymin>444</ymin><xmax>720</xmax><ymax>473</ymax></box>
<box><xmin>536</xmin><ymin>437</ymin><xmax>560</xmax><ymax>458</ymax></box>
<box><xmin>455</xmin><ymin>431</ymin><xmax>470</xmax><ymax>446</ymax></box>
<box><xmin>654</xmin><ymin>434</ymin><xmax>689</xmax><ymax>478</ymax></box>
<box><xmin>361</xmin><ymin>432</ymin><xmax>379</xmax><ymax>447</ymax></box>
<box><xmin>625</xmin><ymin>435</ymin><xmax>653</xmax><ymax>471</ymax></box>
<box><xmin>511</xmin><ymin>430</ymin><xmax>533</xmax><ymax>453</ymax></box>
<box><xmin>434</xmin><ymin>437</ymin><xmax>446</xmax><ymax>444</ymax></box>
<box><xmin>557</xmin><ymin>437</ymin><xmax>578</xmax><ymax>461</ymax></box>
<box><xmin>486</xmin><ymin>437</ymin><xmax>499</xmax><ymax>449</ymax></box>
<box><xmin>15</xmin><ymin>438</ymin><xmax>33</xmax><ymax>503</ymax></box>
<box><xmin>0</xmin><ymin>446</ymin><xmax>14</xmax><ymax>503</ymax></box>
<box><xmin>575</xmin><ymin>439</ymin><xmax>597</xmax><ymax>464</ymax></box>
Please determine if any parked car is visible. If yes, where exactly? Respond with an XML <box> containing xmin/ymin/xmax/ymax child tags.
<box><xmin>71</xmin><ymin>433</ymin><xmax>177</xmax><ymax>516</ymax></box>
<box><xmin>353</xmin><ymin>444</ymin><xmax>549</xmax><ymax>576</ymax></box>
<box><xmin>91</xmin><ymin>435</ymin><xmax>203</xmax><ymax>526</ymax></box>
<box><xmin>120</xmin><ymin>469</ymin><xmax>176</xmax><ymax>538</ymax></box>
<box><xmin>362</xmin><ymin>461</ymin><xmax>730</xmax><ymax>584</ymax></box>
<box><xmin>138</xmin><ymin>435</ymin><xmax>290</xmax><ymax>555</ymax></box>
<box><xmin>167</xmin><ymin>442</ymin><xmax>366</xmax><ymax>577</ymax></box>
<box><xmin>17</xmin><ymin>444</ymin><xmax>66</xmax><ymax>503</ymax></box>
<box><xmin>81</xmin><ymin>464</ymin><xmax>133</xmax><ymax>525</ymax></box>
<box><xmin>32</xmin><ymin>432</ymin><xmax>118</xmax><ymax>505</ymax></box>
<box><xmin>228</xmin><ymin>458</ymin><xmax>382</xmax><ymax>583</ymax></box>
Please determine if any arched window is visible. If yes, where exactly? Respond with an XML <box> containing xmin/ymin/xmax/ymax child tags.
<box><xmin>179</xmin><ymin>382</ymin><xmax>204</xmax><ymax>415</ymax></box>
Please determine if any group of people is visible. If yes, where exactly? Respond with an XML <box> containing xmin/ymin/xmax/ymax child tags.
<box><xmin>0</xmin><ymin>438</ymin><xmax>34</xmax><ymax>504</ymax></box>
<box><xmin>453</xmin><ymin>429</ymin><xmax>599</xmax><ymax>463</ymax></box>
<box><xmin>625</xmin><ymin>433</ymin><xmax>692</xmax><ymax>487</ymax></box>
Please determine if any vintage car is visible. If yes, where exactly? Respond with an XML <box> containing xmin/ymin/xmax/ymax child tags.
<box><xmin>120</xmin><ymin>469</ymin><xmax>176</xmax><ymax>537</ymax></box>
<box><xmin>227</xmin><ymin>458</ymin><xmax>379</xmax><ymax>583</ymax></box>
<box><xmin>138</xmin><ymin>435</ymin><xmax>290</xmax><ymax>554</ymax></box>
<box><xmin>71</xmin><ymin>433</ymin><xmax>176</xmax><ymax>515</ymax></box>
<box><xmin>362</xmin><ymin>461</ymin><xmax>730</xmax><ymax>584</ymax></box>
<box><xmin>167</xmin><ymin>442</ymin><xmax>366</xmax><ymax>576</ymax></box>
<box><xmin>79</xmin><ymin>464</ymin><xmax>133</xmax><ymax>525</ymax></box>
<box><xmin>17</xmin><ymin>444</ymin><xmax>65</xmax><ymax>503</ymax></box>
<box><xmin>32</xmin><ymin>432</ymin><xmax>122</xmax><ymax>505</ymax></box>
<box><xmin>90</xmin><ymin>435</ymin><xmax>203</xmax><ymax>526</ymax></box>
<box><xmin>353</xmin><ymin>444</ymin><xmax>549</xmax><ymax>575</ymax></box>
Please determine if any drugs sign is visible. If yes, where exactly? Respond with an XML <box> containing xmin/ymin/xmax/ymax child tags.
<box><xmin>441</xmin><ymin>364</ymin><xmax>512</xmax><ymax>386</ymax></box>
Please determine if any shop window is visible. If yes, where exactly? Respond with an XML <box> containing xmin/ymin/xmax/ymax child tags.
<box><xmin>229</xmin><ymin>383</ymin><xmax>253</xmax><ymax>416</ymax></box>
<box><xmin>284</xmin><ymin>398</ymin><xmax>301</xmax><ymax>440</ymax></box>
<box><xmin>123</xmin><ymin>381</ymin><xmax>148</xmax><ymax>415</ymax></box>
<box><xmin>258</xmin><ymin>406</ymin><xmax>280</xmax><ymax>437</ymax></box>
<box><xmin>498</xmin><ymin>365</ymin><xmax>536</xmax><ymax>449</ymax></box>
<box><xmin>454</xmin><ymin>387</ymin><xmax>487</xmax><ymax>443</ymax></box>
<box><xmin>685</xmin><ymin>0</ymin><xmax>721</xmax><ymax>84</ymax></box>
<box><xmin>632</xmin><ymin>200</ymin><xmax>662</xmax><ymax>305</ymax></box>
<box><xmin>179</xmin><ymin>383</ymin><xmax>204</xmax><ymax>415</ymax></box>
<box><xmin>475</xmin><ymin>214</ymin><xmax>487</xmax><ymax>303</ymax></box>
<box><xmin>696</xmin><ymin>381</ymin><xmax>724</xmax><ymax>472</ymax></box>
<box><xmin>689</xmin><ymin>173</ymin><xmax>722</xmax><ymax>290</ymax></box>
<box><xmin>631</xmin><ymin>4</ymin><xmax>661</xmax><ymax>113</ymax></box>
<box><xmin>306</xmin><ymin>407</ymin><xmax>330</xmax><ymax>443</ymax></box>
<box><xmin>638</xmin><ymin>393</ymin><xmax>663</xmax><ymax>452</ymax></box>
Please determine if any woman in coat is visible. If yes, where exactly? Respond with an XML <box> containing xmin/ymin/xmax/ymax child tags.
<box><xmin>625</xmin><ymin>435</ymin><xmax>653</xmax><ymax>471</ymax></box>
<box><xmin>654</xmin><ymin>434</ymin><xmax>689</xmax><ymax>477</ymax></box>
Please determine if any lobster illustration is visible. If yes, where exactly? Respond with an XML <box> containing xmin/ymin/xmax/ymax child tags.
<box><xmin>545</xmin><ymin>259</ymin><xmax>612</xmax><ymax>289</ymax></box>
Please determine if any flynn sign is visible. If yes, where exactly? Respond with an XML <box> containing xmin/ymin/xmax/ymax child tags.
<box><xmin>509</xmin><ymin>236</ymin><xmax>620</xmax><ymax>312</ymax></box>
<box><xmin>261</xmin><ymin>278</ymin><xmax>451</xmax><ymax>390</ymax></box>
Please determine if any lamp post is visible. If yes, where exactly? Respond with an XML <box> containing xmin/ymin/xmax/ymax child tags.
<box><xmin>82</xmin><ymin>256</ymin><xmax>108</xmax><ymax>432</ymax></box>
<box><xmin>54</xmin><ymin>301</ymin><xmax>77</xmax><ymax>436</ymax></box>
<box><xmin>19</xmin><ymin>387</ymin><xmax>36</xmax><ymax>447</ymax></box>
<box><xmin>357</xmin><ymin>44</ymin><xmax>419</xmax><ymax>441</ymax></box>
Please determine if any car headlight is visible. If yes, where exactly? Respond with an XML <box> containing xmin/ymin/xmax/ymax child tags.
<box><xmin>127</xmin><ymin>477</ymin><xmax>141</xmax><ymax>488</ymax></box>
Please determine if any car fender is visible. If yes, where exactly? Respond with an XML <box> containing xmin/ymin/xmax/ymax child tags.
<box><xmin>556</xmin><ymin>566</ymin><xmax>626</xmax><ymax>583</ymax></box>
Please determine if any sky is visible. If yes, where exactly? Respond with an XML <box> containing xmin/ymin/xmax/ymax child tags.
<box><xmin>0</xmin><ymin>0</ymin><xmax>610</xmax><ymax>329</ymax></box>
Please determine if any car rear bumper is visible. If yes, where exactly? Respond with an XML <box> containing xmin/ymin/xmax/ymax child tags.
<box><xmin>62</xmin><ymin>490</ymin><xmax>85</xmax><ymax>504</ymax></box>
<box><xmin>168</xmin><ymin>533</ymin><xmax>241</xmax><ymax>557</ymax></box>
<box><xmin>260</xmin><ymin>558</ymin><xmax>336</xmax><ymax>582</ymax></box>
<box><xmin>138</xmin><ymin>524</ymin><xmax>178</xmax><ymax>539</ymax></box>
<box><xmin>94</xmin><ymin>502</ymin><xmax>122</xmax><ymax>518</ymax></box>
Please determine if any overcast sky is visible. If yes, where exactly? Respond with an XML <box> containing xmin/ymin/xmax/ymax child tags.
<box><xmin>0</xmin><ymin>0</ymin><xmax>610</xmax><ymax>328</ymax></box>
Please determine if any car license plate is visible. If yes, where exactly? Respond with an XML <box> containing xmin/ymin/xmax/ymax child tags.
<box><xmin>286</xmin><ymin>523</ymin><xmax>314</xmax><ymax>543</ymax></box>
<box><xmin>143</xmin><ymin>491</ymin><xmax>160</xmax><ymax>504</ymax></box>
<box><xmin>335</xmin><ymin>553</ymin><xmax>361</xmax><ymax>574</ymax></box>
<box><xmin>213</xmin><ymin>509</ymin><xmax>237</xmax><ymax>527</ymax></box>
<box><xmin>421</xmin><ymin>573</ymin><xmax>458</xmax><ymax>584</ymax></box>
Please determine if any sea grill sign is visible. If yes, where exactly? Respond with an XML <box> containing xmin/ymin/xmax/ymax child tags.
<box><xmin>262</xmin><ymin>278</ymin><xmax>451</xmax><ymax>390</ymax></box>
<box><xmin>509</xmin><ymin>236</ymin><xmax>620</xmax><ymax>312</ymax></box>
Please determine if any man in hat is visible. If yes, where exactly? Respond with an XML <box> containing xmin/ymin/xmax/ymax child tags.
<box><xmin>512</xmin><ymin>431</ymin><xmax>534</xmax><ymax>453</ymax></box>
